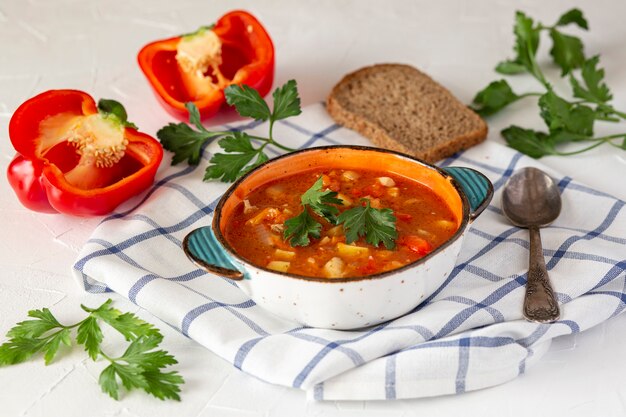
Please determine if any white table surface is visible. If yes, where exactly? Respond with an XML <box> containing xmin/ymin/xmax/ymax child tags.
<box><xmin>2</xmin><ymin>0</ymin><xmax>626</xmax><ymax>416</ymax></box>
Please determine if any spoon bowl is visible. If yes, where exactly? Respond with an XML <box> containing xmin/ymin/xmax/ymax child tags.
<box><xmin>502</xmin><ymin>167</ymin><xmax>561</xmax><ymax>323</ymax></box>
<box><xmin>502</xmin><ymin>167</ymin><xmax>562</xmax><ymax>227</ymax></box>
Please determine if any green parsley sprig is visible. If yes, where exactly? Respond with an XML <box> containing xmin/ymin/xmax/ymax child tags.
<box><xmin>0</xmin><ymin>299</ymin><xmax>184</xmax><ymax>401</ymax></box>
<box><xmin>283</xmin><ymin>177</ymin><xmax>398</xmax><ymax>249</ymax></box>
<box><xmin>283</xmin><ymin>176</ymin><xmax>343</xmax><ymax>246</ymax></box>
<box><xmin>472</xmin><ymin>8</ymin><xmax>626</xmax><ymax>157</ymax></box>
<box><xmin>157</xmin><ymin>80</ymin><xmax>301</xmax><ymax>182</ymax></box>
<box><xmin>337</xmin><ymin>200</ymin><xmax>398</xmax><ymax>250</ymax></box>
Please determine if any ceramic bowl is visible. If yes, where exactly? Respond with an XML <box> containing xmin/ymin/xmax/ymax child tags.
<box><xmin>183</xmin><ymin>146</ymin><xmax>493</xmax><ymax>329</ymax></box>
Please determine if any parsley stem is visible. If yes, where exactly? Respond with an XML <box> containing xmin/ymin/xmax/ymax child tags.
<box><xmin>266</xmin><ymin>118</ymin><xmax>297</xmax><ymax>152</ymax></box>
<box><xmin>268</xmin><ymin>140</ymin><xmax>296</xmax><ymax>152</ymax></box>
<box><xmin>200</xmin><ymin>129</ymin><xmax>296</xmax><ymax>153</ymax></box>
<box><xmin>596</xmin><ymin>115</ymin><xmax>621</xmax><ymax>123</ymax></box>
<box><xmin>40</xmin><ymin>327</ymin><xmax>70</xmax><ymax>341</ymax></box>
<box><xmin>554</xmin><ymin>140</ymin><xmax>605</xmax><ymax>155</ymax></box>
<box><xmin>64</xmin><ymin>318</ymin><xmax>88</xmax><ymax>329</ymax></box>
<box><xmin>209</xmin><ymin>131</ymin><xmax>233</xmax><ymax>137</ymax></box>
<box><xmin>613</xmin><ymin>109</ymin><xmax>626</xmax><ymax>119</ymax></box>
<box><xmin>257</xmin><ymin>142</ymin><xmax>269</xmax><ymax>154</ymax></box>
<box><xmin>588</xmin><ymin>133</ymin><xmax>626</xmax><ymax>142</ymax></box>
<box><xmin>525</xmin><ymin>37</ymin><xmax>549</xmax><ymax>88</ymax></box>
<box><xmin>608</xmin><ymin>141</ymin><xmax>625</xmax><ymax>149</ymax></box>
<box><xmin>555</xmin><ymin>133</ymin><xmax>625</xmax><ymax>155</ymax></box>
<box><xmin>518</xmin><ymin>92</ymin><xmax>543</xmax><ymax>99</ymax></box>
<box><xmin>537</xmin><ymin>24</ymin><xmax>555</xmax><ymax>31</ymax></box>
<box><xmin>99</xmin><ymin>349</ymin><xmax>115</xmax><ymax>362</ymax></box>
<box><xmin>268</xmin><ymin>119</ymin><xmax>275</xmax><ymax>141</ymax></box>
<box><xmin>246</xmin><ymin>134</ymin><xmax>296</xmax><ymax>152</ymax></box>
<box><xmin>564</xmin><ymin>99</ymin><xmax>626</xmax><ymax>122</ymax></box>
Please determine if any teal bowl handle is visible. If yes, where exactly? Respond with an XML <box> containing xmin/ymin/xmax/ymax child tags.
<box><xmin>442</xmin><ymin>167</ymin><xmax>493</xmax><ymax>221</ymax></box>
<box><xmin>183</xmin><ymin>226</ymin><xmax>245</xmax><ymax>280</ymax></box>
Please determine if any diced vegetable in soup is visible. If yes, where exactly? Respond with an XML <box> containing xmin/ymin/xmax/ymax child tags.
<box><xmin>224</xmin><ymin>169</ymin><xmax>458</xmax><ymax>278</ymax></box>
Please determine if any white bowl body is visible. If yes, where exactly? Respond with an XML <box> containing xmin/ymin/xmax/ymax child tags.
<box><xmin>233</xmin><ymin>230</ymin><xmax>465</xmax><ymax>329</ymax></box>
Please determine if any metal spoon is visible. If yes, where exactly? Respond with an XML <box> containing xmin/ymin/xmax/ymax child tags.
<box><xmin>502</xmin><ymin>167</ymin><xmax>561</xmax><ymax>323</ymax></box>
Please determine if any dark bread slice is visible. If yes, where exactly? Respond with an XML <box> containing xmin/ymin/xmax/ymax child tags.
<box><xmin>326</xmin><ymin>63</ymin><xmax>488</xmax><ymax>163</ymax></box>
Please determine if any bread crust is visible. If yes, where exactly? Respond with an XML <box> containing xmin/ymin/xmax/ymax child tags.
<box><xmin>326</xmin><ymin>64</ymin><xmax>488</xmax><ymax>164</ymax></box>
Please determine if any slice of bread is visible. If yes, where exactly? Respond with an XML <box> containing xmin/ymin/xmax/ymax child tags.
<box><xmin>327</xmin><ymin>64</ymin><xmax>488</xmax><ymax>163</ymax></box>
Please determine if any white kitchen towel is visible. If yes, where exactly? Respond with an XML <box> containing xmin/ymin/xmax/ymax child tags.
<box><xmin>73</xmin><ymin>103</ymin><xmax>626</xmax><ymax>400</ymax></box>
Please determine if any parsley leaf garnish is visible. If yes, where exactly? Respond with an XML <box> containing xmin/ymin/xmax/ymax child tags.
<box><xmin>203</xmin><ymin>132</ymin><xmax>268</xmax><ymax>182</ymax></box>
<box><xmin>283</xmin><ymin>176</ymin><xmax>343</xmax><ymax>247</ymax></box>
<box><xmin>7</xmin><ymin>307</ymin><xmax>62</xmax><ymax>338</ymax></box>
<box><xmin>337</xmin><ymin>200</ymin><xmax>398</xmax><ymax>250</ymax></box>
<box><xmin>157</xmin><ymin>80</ymin><xmax>301</xmax><ymax>182</ymax></box>
<box><xmin>0</xmin><ymin>307</ymin><xmax>72</xmax><ymax>366</ymax></box>
<box><xmin>0</xmin><ymin>299</ymin><xmax>183</xmax><ymax>401</ymax></box>
<box><xmin>99</xmin><ymin>333</ymin><xmax>182</xmax><ymax>401</ymax></box>
<box><xmin>82</xmin><ymin>299</ymin><xmax>160</xmax><ymax>341</ymax></box>
<box><xmin>495</xmin><ymin>11</ymin><xmax>542</xmax><ymax>81</ymax></box>
<box><xmin>224</xmin><ymin>84</ymin><xmax>272</xmax><ymax>121</ymax></box>
<box><xmin>570</xmin><ymin>55</ymin><xmax>612</xmax><ymax>104</ymax></box>
<box><xmin>282</xmin><ymin>177</ymin><xmax>399</xmax><ymax>249</ymax></box>
<box><xmin>501</xmin><ymin>126</ymin><xmax>557</xmax><ymax>158</ymax></box>
<box><xmin>300</xmin><ymin>177</ymin><xmax>343</xmax><ymax>222</ymax></box>
<box><xmin>271</xmin><ymin>79</ymin><xmax>302</xmax><ymax>121</ymax></box>
<box><xmin>549</xmin><ymin>28</ymin><xmax>585</xmax><ymax>76</ymax></box>
<box><xmin>538</xmin><ymin>89</ymin><xmax>595</xmax><ymax>137</ymax></box>
<box><xmin>494</xmin><ymin>60</ymin><xmax>527</xmax><ymax>75</ymax></box>
<box><xmin>205</xmin><ymin>79</ymin><xmax>301</xmax><ymax>182</ymax></box>
<box><xmin>473</xmin><ymin>8</ymin><xmax>626</xmax><ymax>157</ymax></box>
<box><xmin>157</xmin><ymin>102</ymin><xmax>223</xmax><ymax>165</ymax></box>
<box><xmin>283</xmin><ymin>210</ymin><xmax>322</xmax><ymax>247</ymax></box>
<box><xmin>472</xmin><ymin>79</ymin><xmax>532</xmax><ymax>117</ymax></box>
<box><xmin>76</xmin><ymin>316</ymin><xmax>103</xmax><ymax>361</ymax></box>
<box><xmin>555</xmin><ymin>8</ymin><xmax>588</xmax><ymax>30</ymax></box>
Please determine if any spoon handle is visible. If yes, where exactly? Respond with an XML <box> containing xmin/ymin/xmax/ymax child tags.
<box><xmin>524</xmin><ymin>226</ymin><xmax>560</xmax><ymax>323</ymax></box>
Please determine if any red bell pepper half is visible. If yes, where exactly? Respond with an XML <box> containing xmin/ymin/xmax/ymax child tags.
<box><xmin>7</xmin><ymin>90</ymin><xmax>163</xmax><ymax>216</ymax></box>
<box><xmin>137</xmin><ymin>10</ymin><xmax>275</xmax><ymax>121</ymax></box>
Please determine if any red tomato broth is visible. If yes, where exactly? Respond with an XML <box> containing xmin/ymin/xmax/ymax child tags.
<box><xmin>223</xmin><ymin>168</ymin><xmax>459</xmax><ymax>278</ymax></box>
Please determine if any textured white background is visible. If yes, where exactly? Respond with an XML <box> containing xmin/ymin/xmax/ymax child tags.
<box><xmin>2</xmin><ymin>0</ymin><xmax>626</xmax><ymax>416</ymax></box>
